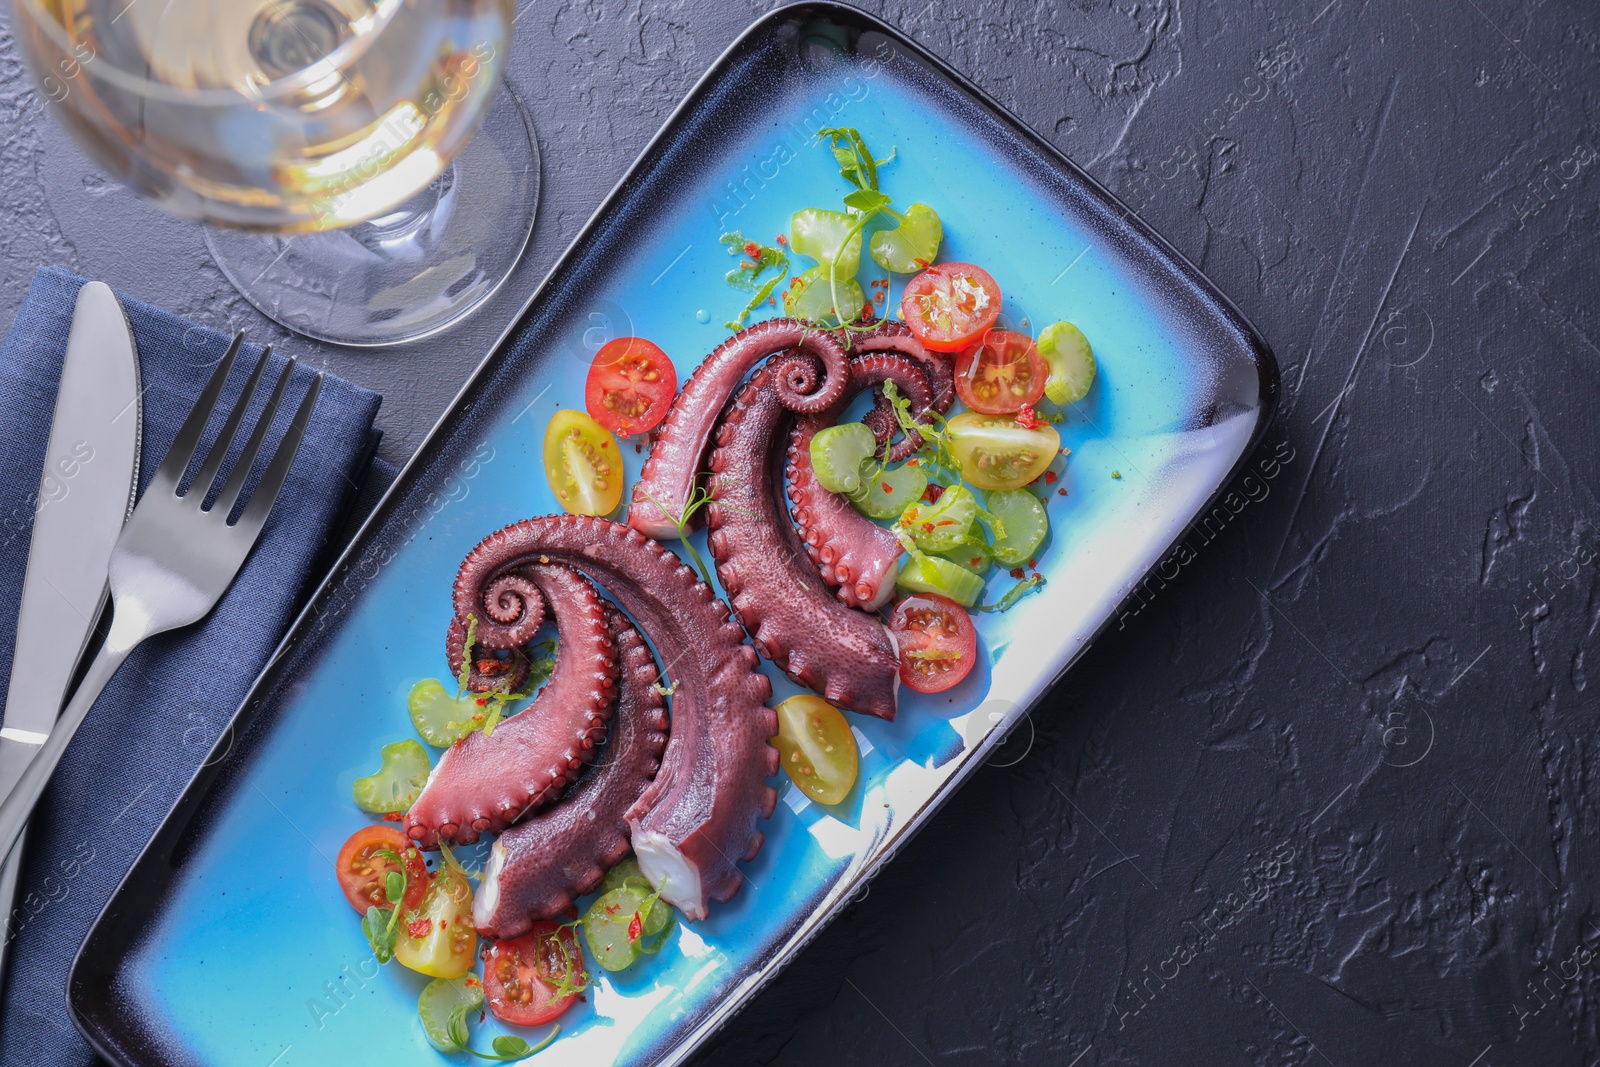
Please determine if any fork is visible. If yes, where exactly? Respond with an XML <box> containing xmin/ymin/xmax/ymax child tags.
<box><xmin>0</xmin><ymin>334</ymin><xmax>321</xmax><ymax>861</ymax></box>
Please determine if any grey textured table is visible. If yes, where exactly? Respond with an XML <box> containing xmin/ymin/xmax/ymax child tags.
<box><xmin>5</xmin><ymin>1</ymin><xmax>1600</xmax><ymax>1064</ymax></box>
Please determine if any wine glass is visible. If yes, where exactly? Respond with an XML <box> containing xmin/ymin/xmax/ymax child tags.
<box><xmin>12</xmin><ymin>0</ymin><xmax>539</xmax><ymax>346</ymax></box>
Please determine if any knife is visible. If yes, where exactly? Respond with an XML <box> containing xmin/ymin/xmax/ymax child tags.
<box><xmin>0</xmin><ymin>281</ymin><xmax>141</xmax><ymax>974</ymax></box>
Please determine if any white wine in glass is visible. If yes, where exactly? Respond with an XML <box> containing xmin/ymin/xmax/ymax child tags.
<box><xmin>15</xmin><ymin>0</ymin><xmax>540</xmax><ymax>344</ymax></box>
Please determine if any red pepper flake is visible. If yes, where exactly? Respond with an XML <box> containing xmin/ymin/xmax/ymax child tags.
<box><xmin>920</xmin><ymin>483</ymin><xmax>944</xmax><ymax>503</ymax></box>
<box><xmin>476</xmin><ymin>697</ymin><xmax>489</xmax><ymax>706</ymax></box>
<box><xmin>627</xmin><ymin>912</ymin><xmax>643</xmax><ymax>943</ymax></box>
<box><xmin>1057</xmin><ymin>487</ymin><xmax>1068</xmax><ymax>496</ymax></box>
<box><xmin>739</xmin><ymin>259</ymin><xmax>755</xmax><ymax>271</ymax></box>
<box><xmin>1028</xmin><ymin>559</ymin><xmax>1037</xmax><ymax>568</ymax></box>
<box><xmin>969</xmin><ymin>557</ymin><xmax>984</xmax><ymax>568</ymax></box>
<box><xmin>1014</xmin><ymin>404</ymin><xmax>1042</xmax><ymax>430</ymax></box>
<box><xmin>382</xmin><ymin>811</ymin><xmax>403</xmax><ymax>822</ymax></box>
<box><xmin>604</xmin><ymin>902</ymin><xmax>622</xmax><ymax>916</ymax></box>
<box><xmin>874</xmin><ymin>292</ymin><xmax>885</xmax><ymax>303</ymax></box>
<box><xmin>1009</xmin><ymin>567</ymin><xmax>1025</xmax><ymax>579</ymax></box>
<box><xmin>407</xmin><ymin>918</ymin><xmax>431</xmax><ymax>938</ymax></box>
<box><xmin>863</xmin><ymin>301</ymin><xmax>875</xmax><ymax>319</ymax></box>
<box><xmin>775</xmin><ymin>233</ymin><xmax>787</xmax><ymax>246</ymax></box>
<box><xmin>881</xmin><ymin>481</ymin><xmax>893</xmax><ymax>493</ymax></box>
<box><xmin>743</xmin><ymin>241</ymin><xmax>760</xmax><ymax>258</ymax></box>
<box><xmin>634</xmin><ymin>442</ymin><xmax>642</xmax><ymax>453</ymax></box>
<box><xmin>921</xmin><ymin>521</ymin><xmax>935</xmax><ymax>534</ymax></box>
<box><xmin>1043</xmin><ymin>471</ymin><xmax>1058</xmax><ymax>484</ymax></box>
<box><xmin>914</xmin><ymin>258</ymin><xmax>930</xmax><ymax>269</ymax></box>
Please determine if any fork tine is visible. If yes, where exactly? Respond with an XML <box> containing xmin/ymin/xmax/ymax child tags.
<box><xmin>231</xmin><ymin>371</ymin><xmax>322</xmax><ymax>535</ymax></box>
<box><xmin>188</xmin><ymin>344</ymin><xmax>272</xmax><ymax>506</ymax></box>
<box><xmin>211</xmin><ymin>358</ymin><xmax>296</xmax><ymax>520</ymax></box>
<box><xmin>150</xmin><ymin>332</ymin><xmax>244</xmax><ymax>494</ymax></box>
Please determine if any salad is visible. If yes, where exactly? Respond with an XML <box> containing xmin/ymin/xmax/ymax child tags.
<box><xmin>332</xmin><ymin>126</ymin><xmax>1098</xmax><ymax>1057</ymax></box>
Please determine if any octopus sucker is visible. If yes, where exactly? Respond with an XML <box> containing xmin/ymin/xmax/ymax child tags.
<box><xmin>406</xmin><ymin>564</ymin><xmax>617</xmax><ymax>849</ymax></box>
<box><xmin>628</xmin><ymin>319</ymin><xmax>850</xmax><ymax>540</ymax></box>
<box><xmin>472</xmin><ymin>603</ymin><xmax>669</xmax><ymax>939</ymax></box>
<box><xmin>705</xmin><ymin>356</ymin><xmax>900</xmax><ymax>720</ymax></box>
<box><xmin>786</xmin><ymin>339</ymin><xmax>952</xmax><ymax>612</ymax></box>
<box><xmin>448</xmin><ymin>514</ymin><xmax>775</xmax><ymax>922</ymax></box>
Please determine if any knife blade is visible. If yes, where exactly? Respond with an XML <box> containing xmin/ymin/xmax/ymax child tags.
<box><xmin>0</xmin><ymin>280</ymin><xmax>141</xmax><ymax>967</ymax></box>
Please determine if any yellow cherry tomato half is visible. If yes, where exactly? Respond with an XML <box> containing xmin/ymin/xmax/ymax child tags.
<box><xmin>773</xmin><ymin>694</ymin><xmax>859</xmax><ymax>805</ymax></box>
<box><xmin>395</xmin><ymin>860</ymin><xmax>478</xmax><ymax>979</ymax></box>
<box><xmin>543</xmin><ymin>409</ymin><xmax>624</xmax><ymax>515</ymax></box>
<box><xmin>945</xmin><ymin>411</ymin><xmax>1061</xmax><ymax>491</ymax></box>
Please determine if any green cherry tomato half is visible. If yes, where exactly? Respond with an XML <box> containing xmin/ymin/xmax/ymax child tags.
<box><xmin>784</xmin><ymin>264</ymin><xmax>866</xmax><ymax>324</ymax></box>
<box><xmin>790</xmin><ymin>208</ymin><xmax>863</xmax><ymax>274</ymax></box>
<box><xmin>773</xmin><ymin>694</ymin><xmax>859</xmax><ymax>805</ymax></box>
<box><xmin>986</xmin><ymin>488</ymin><xmax>1050</xmax><ymax>567</ymax></box>
<box><xmin>544</xmin><ymin>409</ymin><xmax>623</xmax><ymax>516</ymax></box>
<box><xmin>847</xmin><ymin>461</ymin><xmax>928</xmax><ymax>520</ymax></box>
<box><xmin>946</xmin><ymin>411</ymin><xmax>1061</xmax><ymax>491</ymax></box>
<box><xmin>896</xmin><ymin>553</ymin><xmax>986</xmax><ymax>608</ymax></box>
<box><xmin>352</xmin><ymin>739</ymin><xmax>431</xmax><ymax>814</ymax></box>
<box><xmin>898</xmin><ymin>484</ymin><xmax>978</xmax><ymax>553</ymax></box>
<box><xmin>1037</xmin><ymin>321</ymin><xmax>1096</xmax><ymax>404</ymax></box>
<box><xmin>869</xmin><ymin>202</ymin><xmax>943</xmax><ymax>273</ymax></box>
<box><xmin>810</xmin><ymin>422</ymin><xmax>877</xmax><ymax>494</ymax></box>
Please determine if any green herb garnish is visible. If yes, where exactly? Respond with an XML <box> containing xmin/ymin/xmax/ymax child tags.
<box><xmin>719</xmin><ymin>231</ymin><xmax>790</xmax><ymax>329</ymax></box>
<box><xmin>973</xmin><ymin>573</ymin><xmax>1046</xmax><ymax>613</ymax></box>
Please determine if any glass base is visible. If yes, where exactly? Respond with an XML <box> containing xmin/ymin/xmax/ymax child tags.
<box><xmin>204</xmin><ymin>86</ymin><xmax>540</xmax><ymax>347</ymax></box>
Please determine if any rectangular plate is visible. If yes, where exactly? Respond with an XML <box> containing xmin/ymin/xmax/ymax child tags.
<box><xmin>70</xmin><ymin>5</ymin><xmax>1277</xmax><ymax>1064</ymax></box>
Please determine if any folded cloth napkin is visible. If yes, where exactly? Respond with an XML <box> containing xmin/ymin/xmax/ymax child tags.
<box><xmin>0</xmin><ymin>267</ymin><xmax>387</xmax><ymax>1065</ymax></box>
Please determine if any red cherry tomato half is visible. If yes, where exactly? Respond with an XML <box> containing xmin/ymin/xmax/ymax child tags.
<box><xmin>888</xmin><ymin>592</ymin><xmax>978</xmax><ymax>693</ymax></box>
<box><xmin>953</xmin><ymin>330</ymin><xmax>1048</xmax><ymax>415</ymax></box>
<box><xmin>335</xmin><ymin>825</ymin><xmax>427</xmax><ymax>914</ymax></box>
<box><xmin>899</xmin><ymin>262</ymin><xmax>1002</xmax><ymax>353</ymax></box>
<box><xmin>584</xmin><ymin>337</ymin><xmax>678</xmax><ymax>436</ymax></box>
<box><xmin>484</xmin><ymin>922</ymin><xmax>589</xmax><ymax>1026</ymax></box>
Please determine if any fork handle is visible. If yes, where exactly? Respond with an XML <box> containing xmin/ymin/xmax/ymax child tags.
<box><xmin>0</xmin><ymin>642</ymin><xmax>130</xmax><ymax>865</ymax></box>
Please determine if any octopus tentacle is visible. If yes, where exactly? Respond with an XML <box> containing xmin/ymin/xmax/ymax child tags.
<box><xmin>787</xmin><ymin>416</ymin><xmax>905</xmax><ymax>612</ymax></box>
<box><xmin>447</xmin><ymin>515</ymin><xmax>776</xmax><ymax>922</ymax></box>
<box><xmin>853</xmin><ymin>319</ymin><xmax>954</xmax><ymax>460</ymax></box>
<box><xmin>706</xmin><ymin>356</ymin><xmax>900</xmax><ymax>719</ymax></box>
<box><xmin>628</xmin><ymin>319</ymin><xmax>849</xmax><ymax>539</ymax></box>
<box><xmin>786</xmin><ymin>347</ymin><xmax>949</xmax><ymax>611</ymax></box>
<box><xmin>472</xmin><ymin>603</ymin><xmax>668</xmax><ymax>938</ymax></box>
<box><xmin>407</xmin><ymin>565</ymin><xmax>617</xmax><ymax>848</ymax></box>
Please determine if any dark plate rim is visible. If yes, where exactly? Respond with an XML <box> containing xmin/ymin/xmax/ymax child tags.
<box><xmin>68</xmin><ymin>3</ymin><xmax>1279</xmax><ymax>1063</ymax></box>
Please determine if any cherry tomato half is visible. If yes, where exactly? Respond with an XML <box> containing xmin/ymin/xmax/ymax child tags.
<box><xmin>584</xmin><ymin>337</ymin><xmax>678</xmax><ymax>436</ymax></box>
<box><xmin>544</xmin><ymin>409</ymin><xmax>624</xmax><ymax>516</ymax></box>
<box><xmin>900</xmin><ymin>262</ymin><xmax>1002</xmax><ymax>353</ymax></box>
<box><xmin>954</xmin><ymin>330</ymin><xmax>1047</xmax><ymax>415</ymax></box>
<box><xmin>945</xmin><ymin>411</ymin><xmax>1061</xmax><ymax>491</ymax></box>
<box><xmin>484</xmin><ymin>922</ymin><xmax>589</xmax><ymax>1026</ymax></box>
<box><xmin>335</xmin><ymin>825</ymin><xmax>428</xmax><ymax>914</ymax></box>
<box><xmin>773</xmin><ymin>694</ymin><xmax>858</xmax><ymax>805</ymax></box>
<box><xmin>888</xmin><ymin>592</ymin><xmax>978</xmax><ymax>693</ymax></box>
<box><xmin>395</xmin><ymin>859</ymin><xmax>477</xmax><ymax>978</ymax></box>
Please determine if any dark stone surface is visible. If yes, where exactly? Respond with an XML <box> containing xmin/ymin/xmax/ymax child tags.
<box><xmin>4</xmin><ymin>0</ymin><xmax>1599</xmax><ymax>1064</ymax></box>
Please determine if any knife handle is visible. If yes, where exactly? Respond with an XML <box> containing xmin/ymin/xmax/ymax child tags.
<box><xmin>0</xmin><ymin>643</ymin><xmax>130</xmax><ymax>864</ymax></box>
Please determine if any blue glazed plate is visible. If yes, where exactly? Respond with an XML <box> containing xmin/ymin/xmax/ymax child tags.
<box><xmin>70</xmin><ymin>5</ymin><xmax>1277</xmax><ymax>1065</ymax></box>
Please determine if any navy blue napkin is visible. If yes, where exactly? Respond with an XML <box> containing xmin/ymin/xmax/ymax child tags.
<box><xmin>0</xmin><ymin>267</ymin><xmax>387</xmax><ymax>1065</ymax></box>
